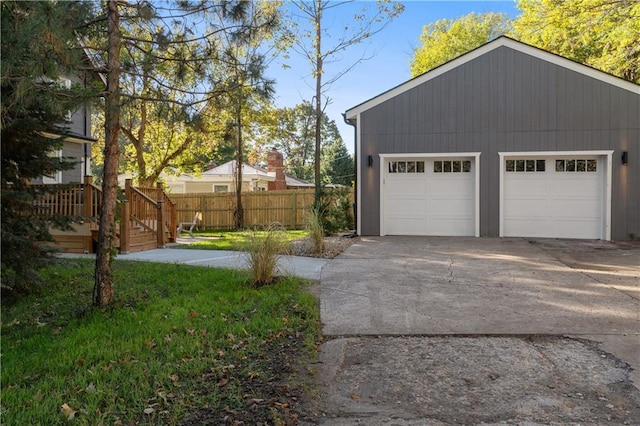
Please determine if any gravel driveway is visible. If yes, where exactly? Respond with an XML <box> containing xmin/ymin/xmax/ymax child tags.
<box><xmin>309</xmin><ymin>237</ymin><xmax>640</xmax><ymax>425</ymax></box>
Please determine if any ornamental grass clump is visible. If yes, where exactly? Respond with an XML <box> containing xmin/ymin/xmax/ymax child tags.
<box><xmin>244</xmin><ymin>223</ymin><xmax>290</xmax><ymax>286</ymax></box>
<box><xmin>307</xmin><ymin>204</ymin><xmax>325</xmax><ymax>254</ymax></box>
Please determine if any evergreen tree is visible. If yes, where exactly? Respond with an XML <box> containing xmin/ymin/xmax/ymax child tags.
<box><xmin>1</xmin><ymin>1</ymin><xmax>95</xmax><ymax>295</ymax></box>
<box><xmin>322</xmin><ymin>137</ymin><xmax>353</xmax><ymax>187</ymax></box>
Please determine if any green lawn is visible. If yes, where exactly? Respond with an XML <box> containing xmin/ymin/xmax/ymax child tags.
<box><xmin>1</xmin><ymin>260</ymin><xmax>320</xmax><ymax>425</ymax></box>
<box><xmin>176</xmin><ymin>229</ymin><xmax>308</xmax><ymax>251</ymax></box>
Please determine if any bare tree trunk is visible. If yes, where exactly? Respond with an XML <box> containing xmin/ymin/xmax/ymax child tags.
<box><xmin>313</xmin><ymin>0</ymin><xmax>323</xmax><ymax>206</ymax></box>
<box><xmin>234</xmin><ymin>102</ymin><xmax>244</xmax><ymax>230</ymax></box>
<box><xmin>94</xmin><ymin>0</ymin><xmax>121</xmax><ymax>307</ymax></box>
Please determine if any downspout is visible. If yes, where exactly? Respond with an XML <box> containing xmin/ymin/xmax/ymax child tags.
<box><xmin>342</xmin><ymin>113</ymin><xmax>357</xmax><ymax>234</ymax></box>
<box><xmin>84</xmin><ymin>106</ymin><xmax>89</xmax><ymax>178</ymax></box>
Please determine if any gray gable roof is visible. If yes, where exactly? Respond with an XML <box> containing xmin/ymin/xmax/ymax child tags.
<box><xmin>346</xmin><ymin>36</ymin><xmax>640</xmax><ymax>120</ymax></box>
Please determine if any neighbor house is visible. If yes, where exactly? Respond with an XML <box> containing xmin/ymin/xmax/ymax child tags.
<box><xmin>33</xmin><ymin>74</ymin><xmax>97</xmax><ymax>184</ymax></box>
<box><xmin>345</xmin><ymin>36</ymin><xmax>639</xmax><ymax>241</ymax></box>
<box><xmin>120</xmin><ymin>148</ymin><xmax>314</xmax><ymax>193</ymax></box>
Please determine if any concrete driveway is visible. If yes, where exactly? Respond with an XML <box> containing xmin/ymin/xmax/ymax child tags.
<box><xmin>320</xmin><ymin>236</ymin><xmax>640</xmax><ymax>380</ymax></box>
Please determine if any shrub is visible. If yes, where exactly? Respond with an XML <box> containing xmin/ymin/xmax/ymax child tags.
<box><xmin>312</xmin><ymin>188</ymin><xmax>354</xmax><ymax>237</ymax></box>
<box><xmin>243</xmin><ymin>223</ymin><xmax>290</xmax><ymax>286</ymax></box>
<box><xmin>323</xmin><ymin>188</ymin><xmax>354</xmax><ymax>234</ymax></box>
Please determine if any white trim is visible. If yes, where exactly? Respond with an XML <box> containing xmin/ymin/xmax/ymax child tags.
<box><xmin>378</xmin><ymin>152</ymin><xmax>481</xmax><ymax>237</ymax></box>
<box><xmin>356</xmin><ymin>113</ymin><xmax>362</xmax><ymax>236</ymax></box>
<box><xmin>498</xmin><ymin>150</ymin><xmax>613</xmax><ymax>240</ymax></box>
<box><xmin>346</xmin><ymin>37</ymin><xmax>639</xmax><ymax>119</ymax></box>
<box><xmin>213</xmin><ymin>184</ymin><xmax>229</xmax><ymax>193</ymax></box>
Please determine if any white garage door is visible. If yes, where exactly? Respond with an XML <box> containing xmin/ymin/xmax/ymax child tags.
<box><xmin>503</xmin><ymin>156</ymin><xmax>604</xmax><ymax>239</ymax></box>
<box><xmin>384</xmin><ymin>158</ymin><xmax>475</xmax><ymax>236</ymax></box>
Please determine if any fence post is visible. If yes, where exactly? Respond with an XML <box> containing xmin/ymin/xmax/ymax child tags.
<box><xmin>200</xmin><ymin>193</ymin><xmax>206</xmax><ymax>230</ymax></box>
<box><xmin>120</xmin><ymin>179</ymin><xmax>132</xmax><ymax>254</ymax></box>
<box><xmin>83</xmin><ymin>175</ymin><xmax>93</xmax><ymax>218</ymax></box>
<box><xmin>82</xmin><ymin>176</ymin><xmax>94</xmax><ymax>253</ymax></box>
<box><xmin>157</xmin><ymin>198</ymin><xmax>165</xmax><ymax>248</ymax></box>
<box><xmin>292</xmin><ymin>191</ymin><xmax>297</xmax><ymax>229</ymax></box>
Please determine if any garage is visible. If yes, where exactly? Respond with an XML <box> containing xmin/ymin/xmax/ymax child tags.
<box><xmin>500</xmin><ymin>152</ymin><xmax>611</xmax><ymax>240</ymax></box>
<box><xmin>347</xmin><ymin>37</ymin><xmax>638</xmax><ymax>240</ymax></box>
<box><xmin>382</xmin><ymin>155</ymin><xmax>479</xmax><ymax>236</ymax></box>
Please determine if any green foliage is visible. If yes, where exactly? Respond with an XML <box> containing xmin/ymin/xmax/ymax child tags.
<box><xmin>513</xmin><ymin>0</ymin><xmax>640</xmax><ymax>83</ymax></box>
<box><xmin>1</xmin><ymin>260</ymin><xmax>320</xmax><ymax>425</ymax></box>
<box><xmin>243</xmin><ymin>223</ymin><xmax>291</xmax><ymax>286</ymax></box>
<box><xmin>260</xmin><ymin>101</ymin><xmax>348</xmax><ymax>184</ymax></box>
<box><xmin>311</xmin><ymin>188</ymin><xmax>354</xmax><ymax>237</ymax></box>
<box><xmin>1</xmin><ymin>1</ymin><xmax>95</xmax><ymax>294</ymax></box>
<box><xmin>410</xmin><ymin>12</ymin><xmax>512</xmax><ymax>77</ymax></box>
<box><xmin>321</xmin><ymin>188</ymin><xmax>355</xmax><ymax>234</ymax></box>
<box><xmin>321</xmin><ymin>136</ymin><xmax>354</xmax><ymax>187</ymax></box>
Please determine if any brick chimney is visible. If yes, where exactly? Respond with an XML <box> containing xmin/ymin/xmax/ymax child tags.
<box><xmin>267</xmin><ymin>148</ymin><xmax>287</xmax><ymax>190</ymax></box>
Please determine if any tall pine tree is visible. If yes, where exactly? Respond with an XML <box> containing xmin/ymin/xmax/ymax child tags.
<box><xmin>1</xmin><ymin>1</ymin><xmax>96</xmax><ymax>296</ymax></box>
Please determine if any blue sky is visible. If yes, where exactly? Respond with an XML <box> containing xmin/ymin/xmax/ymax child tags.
<box><xmin>268</xmin><ymin>1</ymin><xmax>521</xmax><ymax>153</ymax></box>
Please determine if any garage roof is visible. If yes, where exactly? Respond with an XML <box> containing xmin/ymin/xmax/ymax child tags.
<box><xmin>345</xmin><ymin>36</ymin><xmax>640</xmax><ymax>120</ymax></box>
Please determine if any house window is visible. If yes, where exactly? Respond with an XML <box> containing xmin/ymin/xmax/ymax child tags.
<box><xmin>506</xmin><ymin>159</ymin><xmax>546</xmax><ymax>172</ymax></box>
<box><xmin>434</xmin><ymin>160</ymin><xmax>471</xmax><ymax>173</ymax></box>
<box><xmin>388</xmin><ymin>161</ymin><xmax>425</xmax><ymax>173</ymax></box>
<box><xmin>555</xmin><ymin>159</ymin><xmax>597</xmax><ymax>172</ymax></box>
<box><xmin>214</xmin><ymin>185</ymin><xmax>228</xmax><ymax>193</ymax></box>
<box><xmin>42</xmin><ymin>149</ymin><xmax>63</xmax><ymax>184</ymax></box>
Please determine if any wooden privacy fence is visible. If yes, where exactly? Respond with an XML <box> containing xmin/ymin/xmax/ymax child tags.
<box><xmin>169</xmin><ymin>189</ymin><xmax>354</xmax><ymax>230</ymax></box>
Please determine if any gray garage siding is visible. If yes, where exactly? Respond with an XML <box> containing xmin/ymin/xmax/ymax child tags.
<box><xmin>359</xmin><ymin>46</ymin><xmax>639</xmax><ymax>240</ymax></box>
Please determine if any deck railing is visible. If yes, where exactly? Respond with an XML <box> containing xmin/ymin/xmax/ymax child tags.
<box><xmin>34</xmin><ymin>176</ymin><xmax>177</xmax><ymax>253</ymax></box>
<box><xmin>33</xmin><ymin>176</ymin><xmax>102</xmax><ymax>219</ymax></box>
<box><xmin>134</xmin><ymin>182</ymin><xmax>177</xmax><ymax>242</ymax></box>
<box><xmin>119</xmin><ymin>179</ymin><xmax>177</xmax><ymax>252</ymax></box>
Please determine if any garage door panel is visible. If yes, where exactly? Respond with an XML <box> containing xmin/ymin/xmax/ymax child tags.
<box><xmin>386</xmin><ymin>178</ymin><xmax>426</xmax><ymax>195</ymax></box>
<box><xmin>426</xmin><ymin>197</ymin><xmax>474</xmax><ymax>216</ymax></box>
<box><xmin>386</xmin><ymin>218</ymin><xmax>428</xmax><ymax>235</ymax></box>
<box><xmin>549</xmin><ymin>198</ymin><xmax>601</xmax><ymax>219</ymax></box>
<box><xmin>426</xmin><ymin>218</ymin><xmax>475</xmax><ymax>236</ymax></box>
<box><xmin>386</xmin><ymin>196</ymin><xmax>427</xmax><ymax>216</ymax></box>
<box><xmin>504</xmin><ymin>177</ymin><xmax>547</xmax><ymax>196</ymax></box>
<box><xmin>384</xmin><ymin>158</ymin><xmax>475</xmax><ymax>236</ymax></box>
<box><xmin>503</xmin><ymin>156</ymin><xmax>604</xmax><ymax>240</ymax></box>
<box><xmin>504</xmin><ymin>197</ymin><xmax>548</xmax><ymax>218</ymax></box>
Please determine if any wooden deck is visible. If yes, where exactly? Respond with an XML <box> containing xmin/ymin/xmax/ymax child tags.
<box><xmin>36</xmin><ymin>177</ymin><xmax>177</xmax><ymax>254</ymax></box>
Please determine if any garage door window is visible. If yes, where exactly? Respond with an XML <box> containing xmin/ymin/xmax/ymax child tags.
<box><xmin>555</xmin><ymin>159</ymin><xmax>597</xmax><ymax>172</ymax></box>
<box><xmin>388</xmin><ymin>161</ymin><xmax>425</xmax><ymax>173</ymax></box>
<box><xmin>505</xmin><ymin>159</ymin><xmax>546</xmax><ymax>172</ymax></box>
<box><xmin>434</xmin><ymin>160</ymin><xmax>471</xmax><ymax>173</ymax></box>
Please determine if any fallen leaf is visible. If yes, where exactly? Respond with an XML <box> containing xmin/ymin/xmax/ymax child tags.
<box><xmin>34</xmin><ymin>391</ymin><xmax>44</xmax><ymax>401</ymax></box>
<box><xmin>186</xmin><ymin>328</ymin><xmax>195</xmax><ymax>336</ymax></box>
<box><xmin>61</xmin><ymin>403</ymin><xmax>77</xmax><ymax>420</ymax></box>
<box><xmin>217</xmin><ymin>377</ymin><xmax>229</xmax><ymax>387</ymax></box>
<box><xmin>170</xmin><ymin>374</ymin><xmax>179</xmax><ymax>383</ymax></box>
<box><xmin>143</xmin><ymin>407</ymin><xmax>155</xmax><ymax>415</ymax></box>
<box><xmin>85</xmin><ymin>383</ymin><xmax>96</xmax><ymax>393</ymax></box>
<box><xmin>351</xmin><ymin>394</ymin><xmax>359</xmax><ymax>400</ymax></box>
<box><xmin>188</xmin><ymin>310</ymin><xmax>198</xmax><ymax>317</ymax></box>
